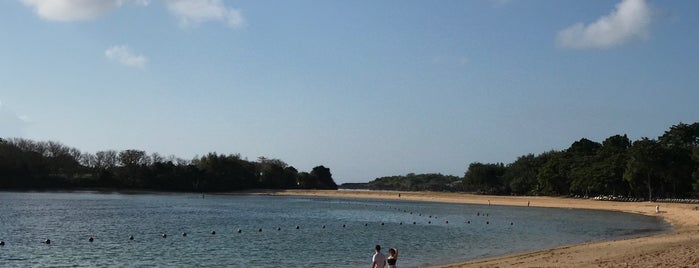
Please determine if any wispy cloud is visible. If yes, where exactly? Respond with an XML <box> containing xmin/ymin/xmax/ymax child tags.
<box><xmin>105</xmin><ymin>45</ymin><xmax>148</xmax><ymax>69</ymax></box>
<box><xmin>0</xmin><ymin>100</ymin><xmax>29</xmax><ymax>138</ymax></box>
<box><xmin>21</xmin><ymin>0</ymin><xmax>243</xmax><ymax>29</ymax></box>
<box><xmin>556</xmin><ymin>0</ymin><xmax>652</xmax><ymax>50</ymax></box>
<box><xmin>21</xmin><ymin>0</ymin><xmax>149</xmax><ymax>21</ymax></box>
<box><xmin>164</xmin><ymin>0</ymin><xmax>245</xmax><ymax>28</ymax></box>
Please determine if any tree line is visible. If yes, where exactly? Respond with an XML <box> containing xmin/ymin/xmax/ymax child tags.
<box><xmin>0</xmin><ymin>138</ymin><xmax>338</xmax><ymax>191</ymax></box>
<box><xmin>354</xmin><ymin>122</ymin><xmax>699</xmax><ymax>200</ymax></box>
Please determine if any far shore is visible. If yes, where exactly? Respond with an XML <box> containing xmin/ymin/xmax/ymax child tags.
<box><xmin>271</xmin><ymin>189</ymin><xmax>699</xmax><ymax>267</ymax></box>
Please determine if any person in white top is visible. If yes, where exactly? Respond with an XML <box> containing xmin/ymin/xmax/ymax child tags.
<box><xmin>371</xmin><ymin>245</ymin><xmax>387</xmax><ymax>268</ymax></box>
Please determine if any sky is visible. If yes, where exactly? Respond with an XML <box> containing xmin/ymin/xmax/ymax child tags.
<box><xmin>1</xmin><ymin>0</ymin><xmax>698</xmax><ymax>183</ymax></box>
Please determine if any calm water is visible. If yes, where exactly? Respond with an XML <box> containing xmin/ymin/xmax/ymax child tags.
<box><xmin>0</xmin><ymin>192</ymin><xmax>669</xmax><ymax>267</ymax></box>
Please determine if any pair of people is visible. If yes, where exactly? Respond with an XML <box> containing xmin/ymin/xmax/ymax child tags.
<box><xmin>372</xmin><ymin>245</ymin><xmax>398</xmax><ymax>268</ymax></box>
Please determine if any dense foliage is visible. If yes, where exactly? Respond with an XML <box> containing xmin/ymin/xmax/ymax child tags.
<box><xmin>356</xmin><ymin>122</ymin><xmax>699</xmax><ymax>200</ymax></box>
<box><xmin>367</xmin><ymin>173</ymin><xmax>462</xmax><ymax>191</ymax></box>
<box><xmin>0</xmin><ymin>139</ymin><xmax>338</xmax><ymax>191</ymax></box>
<box><xmin>461</xmin><ymin>122</ymin><xmax>699</xmax><ymax>199</ymax></box>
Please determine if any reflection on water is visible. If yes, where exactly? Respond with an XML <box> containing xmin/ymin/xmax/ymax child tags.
<box><xmin>0</xmin><ymin>192</ymin><xmax>670</xmax><ymax>267</ymax></box>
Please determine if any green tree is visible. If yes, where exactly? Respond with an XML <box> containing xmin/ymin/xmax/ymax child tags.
<box><xmin>624</xmin><ymin>138</ymin><xmax>666</xmax><ymax>200</ymax></box>
<box><xmin>463</xmin><ymin>162</ymin><xmax>507</xmax><ymax>194</ymax></box>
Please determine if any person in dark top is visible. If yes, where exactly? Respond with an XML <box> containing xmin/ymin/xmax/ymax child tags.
<box><xmin>387</xmin><ymin>248</ymin><xmax>398</xmax><ymax>268</ymax></box>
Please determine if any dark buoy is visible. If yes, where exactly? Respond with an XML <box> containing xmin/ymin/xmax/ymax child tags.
<box><xmin>88</xmin><ymin>237</ymin><xmax>94</xmax><ymax>242</ymax></box>
<box><xmin>237</xmin><ymin>229</ymin><xmax>242</xmax><ymax>233</ymax></box>
<box><xmin>211</xmin><ymin>230</ymin><xmax>216</xmax><ymax>235</ymax></box>
<box><xmin>486</xmin><ymin>221</ymin><xmax>489</xmax><ymax>224</ymax></box>
<box><xmin>413</xmin><ymin>221</ymin><xmax>416</xmax><ymax>225</ymax></box>
<box><xmin>429</xmin><ymin>215</ymin><xmax>432</xmax><ymax>218</ymax></box>
<box><xmin>342</xmin><ymin>224</ymin><xmax>346</xmax><ymax>228</ymax></box>
<box><xmin>399</xmin><ymin>222</ymin><xmax>403</xmax><ymax>225</ymax></box>
<box><xmin>45</xmin><ymin>239</ymin><xmax>51</xmax><ymax>245</ymax></box>
<box><xmin>381</xmin><ymin>222</ymin><xmax>384</xmax><ymax>226</ymax></box>
<box><xmin>510</xmin><ymin>222</ymin><xmax>514</xmax><ymax>225</ymax></box>
<box><xmin>467</xmin><ymin>220</ymin><xmax>470</xmax><ymax>224</ymax></box>
<box><xmin>277</xmin><ymin>227</ymin><xmax>281</xmax><ymax>231</ymax></box>
<box><xmin>0</xmin><ymin>240</ymin><xmax>5</xmax><ymax>246</ymax></box>
<box><xmin>182</xmin><ymin>232</ymin><xmax>187</xmax><ymax>237</ymax></box>
<box><xmin>296</xmin><ymin>225</ymin><xmax>300</xmax><ymax>229</ymax></box>
<box><xmin>162</xmin><ymin>233</ymin><xmax>167</xmax><ymax>238</ymax></box>
<box><xmin>428</xmin><ymin>221</ymin><xmax>431</xmax><ymax>224</ymax></box>
<box><xmin>322</xmin><ymin>225</ymin><xmax>325</xmax><ymax>229</ymax></box>
<box><xmin>364</xmin><ymin>223</ymin><xmax>368</xmax><ymax>226</ymax></box>
<box><xmin>129</xmin><ymin>235</ymin><xmax>134</xmax><ymax>240</ymax></box>
<box><xmin>258</xmin><ymin>228</ymin><xmax>262</xmax><ymax>232</ymax></box>
<box><xmin>445</xmin><ymin>220</ymin><xmax>449</xmax><ymax>224</ymax></box>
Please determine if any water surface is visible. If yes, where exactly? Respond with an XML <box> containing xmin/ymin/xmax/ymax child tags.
<box><xmin>0</xmin><ymin>192</ymin><xmax>669</xmax><ymax>267</ymax></box>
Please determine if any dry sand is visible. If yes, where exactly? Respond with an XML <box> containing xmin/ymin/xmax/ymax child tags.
<box><xmin>271</xmin><ymin>189</ymin><xmax>699</xmax><ymax>267</ymax></box>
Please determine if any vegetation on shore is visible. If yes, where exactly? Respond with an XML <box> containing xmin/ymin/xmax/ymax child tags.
<box><xmin>0</xmin><ymin>139</ymin><xmax>338</xmax><ymax>192</ymax></box>
<box><xmin>3</xmin><ymin>122</ymin><xmax>698</xmax><ymax>199</ymax></box>
<box><xmin>349</xmin><ymin>122</ymin><xmax>699</xmax><ymax>200</ymax></box>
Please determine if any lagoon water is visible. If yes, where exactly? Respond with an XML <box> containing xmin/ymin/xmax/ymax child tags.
<box><xmin>0</xmin><ymin>192</ymin><xmax>669</xmax><ymax>267</ymax></box>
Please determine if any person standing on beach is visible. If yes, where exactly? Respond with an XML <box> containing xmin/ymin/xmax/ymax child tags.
<box><xmin>387</xmin><ymin>248</ymin><xmax>398</xmax><ymax>268</ymax></box>
<box><xmin>372</xmin><ymin>245</ymin><xmax>387</xmax><ymax>268</ymax></box>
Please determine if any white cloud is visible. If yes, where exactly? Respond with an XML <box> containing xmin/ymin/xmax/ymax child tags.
<box><xmin>0</xmin><ymin>100</ymin><xmax>29</xmax><ymax>138</ymax></box>
<box><xmin>105</xmin><ymin>45</ymin><xmax>148</xmax><ymax>69</ymax></box>
<box><xmin>556</xmin><ymin>0</ymin><xmax>652</xmax><ymax>49</ymax></box>
<box><xmin>164</xmin><ymin>0</ymin><xmax>245</xmax><ymax>28</ymax></box>
<box><xmin>21</xmin><ymin>0</ymin><xmax>149</xmax><ymax>21</ymax></box>
<box><xmin>21</xmin><ymin>0</ymin><xmax>244</xmax><ymax>29</ymax></box>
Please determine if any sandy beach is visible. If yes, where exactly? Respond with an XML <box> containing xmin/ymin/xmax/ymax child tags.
<box><xmin>272</xmin><ymin>189</ymin><xmax>699</xmax><ymax>267</ymax></box>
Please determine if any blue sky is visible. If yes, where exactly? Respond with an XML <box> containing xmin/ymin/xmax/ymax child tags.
<box><xmin>1</xmin><ymin>0</ymin><xmax>698</xmax><ymax>183</ymax></box>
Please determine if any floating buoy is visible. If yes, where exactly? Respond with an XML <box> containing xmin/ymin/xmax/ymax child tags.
<box><xmin>445</xmin><ymin>220</ymin><xmax>449</xmax><ymax>224</ymax></box>
<box><xmin>211</xmin><ymin>230</ymin><xmax>216</xmax><ymax>235</ymax></box>
<box><xmin>182</xmin><ymin>232</ymin><xmax>187</xmax><ymax>237</ymax></box>
<box><xmin>342</xmin><ymin>224</ymin><xmax>346</xmax><ymax>228</ymax></box>
<box><xmin>467</xmin><ymin>220</ymin><xmax>470</xmax><ymax>224</ymax></box>
<box><xmin>381</xmin><ymin>222</ymin><xmax>384</xmax><ymax>226</ymax></box>
<box><xmin>296</xmin><ymin>225</ymin><xmax>300</xmax><ymax>229</ymax></box>
<box><xmin>258</xmin><ymin>228</ymin><xmax>262</xmax><ymax>232</ymax></box>
<box><xmin>486</xmin><ymin>221</ymin><xmax>489</xmax><ymax>224</ymax></box>
<box><xmin>413</xmin><ymin>221</ymin><xmax>416</xmax><ymax>225</ymax></box>
<box><xmin>429</xmin><ymin>215</ymin><xmax>432</xmax><ymax>218</ymax></box>
<box><xmin>511</xmin><ymin>222</ymin><xmax>514</xmax><ymax>225</ymax></box>
<box><xmin>410</xmin><ymin>212</ymin><xmax>413</xmax><ymax>214</ymax></box>
<box><xmin>45</xmin><ymin>239</ymin><xmax>51</xmax><ymax>245</ymax></box>
<box><xmin>88</xmin><ymin>237</ymin><xmax>94</xmax><ymax>242</ymax></box>
<box><xmin>364</xmin><ymin>223</ymin><xmax>368</xmax><ymax>226</ymax></box>
<box><xmin>129</xmin><ymin>235</ymin><xmax>134</xmax><ymax>240</ymax></box>
<box><xmin>0</xmin><ymin>240</ymin><xmax>5</xmax><ymax>246</ymax></box>
<box><xmin>237</xmin><ymin>229</ymin><xmax>242</xmax><ymax>233</ymax></box>
<box><xmin>399</xmin><ymin>222</ymin><xmax>403</xmax><ymax>225</ymax></box>
<box><xmin>277</xmin><ymin>227</ymin><xmax>281</xmax><ymax>231</ymax></box>
<box><xmin>162</xmin><ymin>233</ymin><xmax>167</xmax><ymax>238</ymax></box>
<box><xmin>428</xmin><ymin>221</ymin><xmax>431</xmax><ymax>224</ymax></box>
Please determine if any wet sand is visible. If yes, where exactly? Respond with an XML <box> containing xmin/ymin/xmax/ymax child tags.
<box><xmin>271</xmin><ymin>189</ymin><xmax>699</xmax><ymax>267</ymax></box>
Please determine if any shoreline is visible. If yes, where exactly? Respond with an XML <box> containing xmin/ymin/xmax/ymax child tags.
<box><xmin>271</xmin><ymin>189</ymin><xmax>699</xmax><ymax>267</ymax></box>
